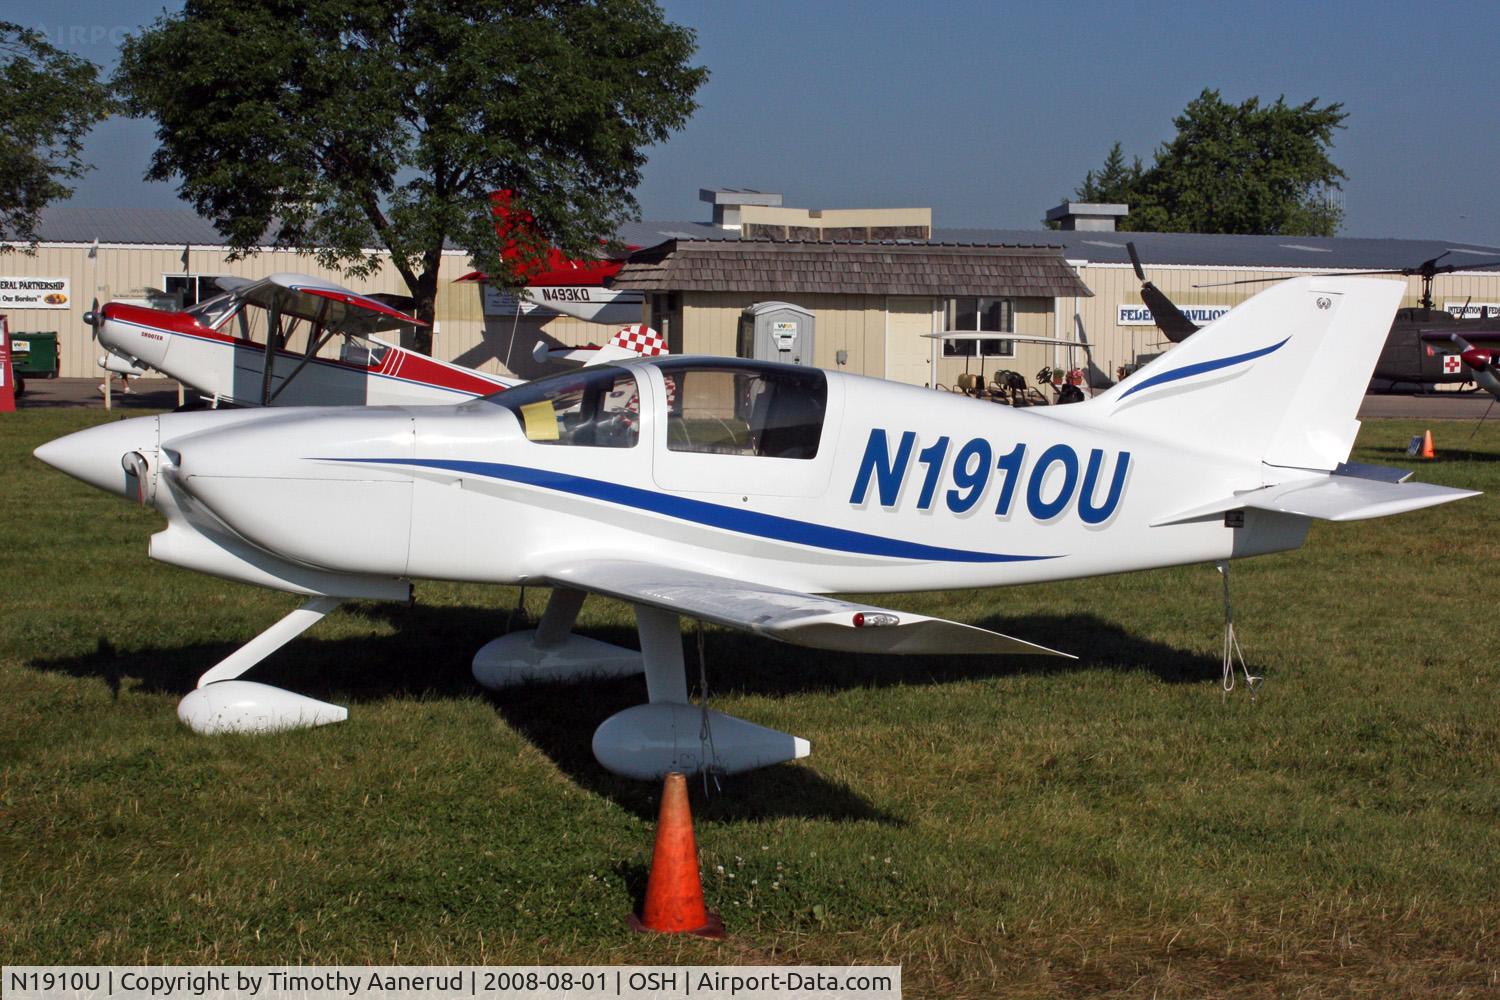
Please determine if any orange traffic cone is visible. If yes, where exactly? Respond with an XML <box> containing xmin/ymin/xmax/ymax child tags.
<box><xmin>629</xmin><ymin>772</ymin><xmax>724</xmax><ymax>938</ymax></box>
<box><xmin>1421</xmin><ymin>429</ymin><xmax>1436</xmax><ymax>460</ymax></box>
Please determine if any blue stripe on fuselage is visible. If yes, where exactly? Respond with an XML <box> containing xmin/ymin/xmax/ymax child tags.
<box><xmin>324</xmin><ymin>457</ymin><xmax>1059</xmax><ymax>564</ymax></box>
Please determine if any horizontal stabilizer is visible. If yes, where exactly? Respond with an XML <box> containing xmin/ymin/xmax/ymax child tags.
<box><xmin>547</xmin><ymin>560</ymin><xmax>1072</xmax><ymax>657</ymax></box>
<box><xmin>1152</xmin><ymin>474</ymin><xmax>1479</xmax><ymax>526</ymax></box>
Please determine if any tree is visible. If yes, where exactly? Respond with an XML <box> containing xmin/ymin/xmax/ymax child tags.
<box><xmin>1045</xmin><ymin>141</ymin><xmax>1144</xmax><ymax>229</ymax></box>
<box><xmin>0</xmin><ymin>22</ymin><xmax>114</xmax><ymax>249</ymax></box>
<box><xmin>1062</xmin><ymin>89</ymin><xmax>1347</xmax><ymax>236</ymax></box>
<box><xmin>1074</xmin><ymin>141</ymin><xmax>1146</xmax><ymax>206</ymax></box>
<box><xmin>116</xmin><ymin>0</ymin><xmax>707</xmax><ymax>352</ymax></box>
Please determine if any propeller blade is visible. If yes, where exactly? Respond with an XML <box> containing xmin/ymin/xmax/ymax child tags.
<box><xmin>84</xmin><ymin>297</ymin><xmax>102</xmax><ymax>340</ymax></box>
<box><xmin>1125</xmin><ymin>243</ymin><xmax>1198</xmax><ymax>342</ymax></box>
<box><xmin>121</xmin><ymin>451</ymin><xmax>150</xmax><ymax>505</ymax></box>
<box><xmin>1139</xmin><ymin>284</ymin><xmax>1199</xmax><ymax>343</ymax></box>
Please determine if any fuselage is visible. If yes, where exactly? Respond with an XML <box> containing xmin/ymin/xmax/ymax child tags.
<box><xmin>40</xmin><ymin>357</ymin><xmax>1311</xmax><ymax>599</ymax></box>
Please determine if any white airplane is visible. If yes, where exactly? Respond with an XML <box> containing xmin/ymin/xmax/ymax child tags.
<box><xmin>91</xmin><ymin>272</ymin><xmax>665</xmax><ymax>407</ymax></box>
<box><xmin>35</xmin><ymin>277</ymin><xmax>1478</xmax><ymax>780</ymax></box>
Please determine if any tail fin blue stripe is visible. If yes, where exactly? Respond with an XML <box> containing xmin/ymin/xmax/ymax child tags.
<box><xmin>1119</xmin><ymin>337</ymin><xmax>1290</xmax><ymax>400</ymax></box>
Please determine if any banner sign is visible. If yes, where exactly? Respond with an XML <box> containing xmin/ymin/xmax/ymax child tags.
<box><xmin>1118</xmin><ymin>305</ymin><xmax>1231</xmax><ymax>327</ymax></box>
<box><xmin>1442</xmin><ymin>301</ymin><xmax>1500</xmax><ymax>319</ymax></box>
<box><xmin>0</xmin><ymin>277</ymin><xmax>70</xmax><ymax>309</ymax></box>
<box><xmin>2</xmin><ymin>965</ymin><xmax>902</xmax><ymax>1000</ymax></box>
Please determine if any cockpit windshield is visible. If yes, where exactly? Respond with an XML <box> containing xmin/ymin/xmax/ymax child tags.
<box><xmin>186</xmin><ymin>290</ymin><xmax>239</xmax><ymax>328</ymax></box>
<box><xmin>485</xmin><ymin>365</ymin><xmax>640</xmax><ymax>448</ymax></box>
<box><xmin>658</xmin><ymin>361</ymin><xmax>827</xmax><ymax>460</ymax></box>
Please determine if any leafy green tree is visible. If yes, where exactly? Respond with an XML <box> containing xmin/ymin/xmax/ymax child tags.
<box><xmin>1045</xmin><ymin>141</ymin><xmax>1144</xmax><ymax>229</ymax></box>
<box><xmin>0</xmin><ymin>22</ymin><xmax>115</xmax><ymax>250</ymax></box>
<box><xmin>116</xmin><ymin>0</ymin><xmax>707</xmax><ymax>351</ymax></box>
<box><xmin>1075</xmin><ymin>142</ymin><xmax>1146</xmax><ymax>206</ymax></box>
<box><xmin>1064</xmin><ymin>90</ymin><xmax>1347</xmax><ymax>236</ymax></box>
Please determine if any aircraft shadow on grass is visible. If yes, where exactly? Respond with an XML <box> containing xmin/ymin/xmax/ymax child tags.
<box><xmin>29</xmin><ymin>601</ymin><xmax>1219</xmax><ymax>824</ymax></box>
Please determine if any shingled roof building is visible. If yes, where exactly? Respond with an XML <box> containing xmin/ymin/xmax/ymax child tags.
<box><xmin>613</xmin><ymin>239</ymin><xmax>1092</xmax><ymax>387</ymax></box>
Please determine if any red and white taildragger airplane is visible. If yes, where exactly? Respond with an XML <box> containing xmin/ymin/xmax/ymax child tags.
<box><xmin>91</xmin><ymin>272</ymin><xmax>666</xmax><ymax>407</ymax></box>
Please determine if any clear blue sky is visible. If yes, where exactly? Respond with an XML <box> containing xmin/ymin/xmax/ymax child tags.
<box><xmin>13</xmin><ymin>0</ymin><xmax>1500</xmax><ymax>243</ymax></box>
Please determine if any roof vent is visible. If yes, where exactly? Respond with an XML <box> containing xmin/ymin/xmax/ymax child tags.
<box><xmin>700</xmin><ymin>188</ymin><xmax>784</xmax><ymax>230</ymax></box>
<box><xmin>1045</xmin><ymin>201</ymin><xmax>1129</xmax><ymax>232</ymax></box>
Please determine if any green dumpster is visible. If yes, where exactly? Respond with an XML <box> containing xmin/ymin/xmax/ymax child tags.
<box><xmin>11</xmin><ymin>331</ymin><xmax>59</xmax><ymax>378</ymax></box>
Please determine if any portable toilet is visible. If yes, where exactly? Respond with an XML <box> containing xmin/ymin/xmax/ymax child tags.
<box><xmin>738</xmin><ymin>301</ymin><xmax>815</xmax><ymax>366</ymax></box>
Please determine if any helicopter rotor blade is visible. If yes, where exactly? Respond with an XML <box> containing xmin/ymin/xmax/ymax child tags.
<box><xmin>1194</xmin><ymin>259</ymin><xmax>1500</xmax><ymax>290</ymax></box>
<box><xmin>1416</xmin><ymin>251</ymin><xmax>1451</xmax><ymax>275</ymax></box>
<box><xmin>1126</xmin><ymin>241</ymin><xmax>1147</xmax><ymax>282</ymax></box>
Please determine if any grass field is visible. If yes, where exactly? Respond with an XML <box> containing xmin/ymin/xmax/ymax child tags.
<box><xmin>2</xmin><ymin>408</ymin><xmax>1498</xmax><ymax>997</ymax></box>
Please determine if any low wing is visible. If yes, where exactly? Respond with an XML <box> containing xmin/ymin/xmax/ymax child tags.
<box><xmin>546</xmin><ymin>560</ymin><xmax>1072</xmax><ymax>657</ymax></box>
<box><xmin>216</xmin><ymin>273</ymin><xmax>426</xmax><ymax>335</ymax></box>
<box><xmin>1152</xmin><ymin>472</ymin><xmax>1478</xmax><ymax>526</ymax></box>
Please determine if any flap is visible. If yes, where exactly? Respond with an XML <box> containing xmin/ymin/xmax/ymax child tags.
<box><xmin>546</xmin><ymin>560</ymin><xmax>1072</xmax><ymax>658</ymax></box>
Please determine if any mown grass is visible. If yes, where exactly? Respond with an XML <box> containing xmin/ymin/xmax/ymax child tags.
<box><xmin>2</xmin><ymin>408</ymin><xmax>1497</xmax><ymax>997</ymax></box>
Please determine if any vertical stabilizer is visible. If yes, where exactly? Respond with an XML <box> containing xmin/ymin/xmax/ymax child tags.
<box><xmin>1062</xmin><ymin>277</ymin><xmax>1405</xmax><ymax>470</ymax></box>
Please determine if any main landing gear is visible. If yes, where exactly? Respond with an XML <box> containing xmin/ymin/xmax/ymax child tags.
<box><xmin>174</xmin><ymin>588</ymin><xmax>810</xmax><ymax>780</ymax></box>
<box><xmin>471</xmin><ymin>592</ymin><xmax>808</xmax><ymax>780</ymax></box>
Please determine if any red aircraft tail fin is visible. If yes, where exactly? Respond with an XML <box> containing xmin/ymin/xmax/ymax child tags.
<box><xmin>489</xmin><ymin>190</ymin><xmax>632</xmax><ymax>288</ymax></box>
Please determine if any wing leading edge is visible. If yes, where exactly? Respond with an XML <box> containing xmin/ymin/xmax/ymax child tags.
<box><xmin>546</xmin><ymin>560</ymin><xmax>1072</xmax><ymax>658</ymax></box>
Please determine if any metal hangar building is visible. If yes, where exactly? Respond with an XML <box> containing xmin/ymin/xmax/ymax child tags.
<box><xmin>4</xmin><ymin>189</ymin><xmax>1499</xmax><ymax>389</ymax></box>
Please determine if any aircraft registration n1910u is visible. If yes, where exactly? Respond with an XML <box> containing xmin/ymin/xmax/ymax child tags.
<box><xmin>36</xmin><ymin>276</ymin><xmax>1478</xmax><ymax>779</ymax></box>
